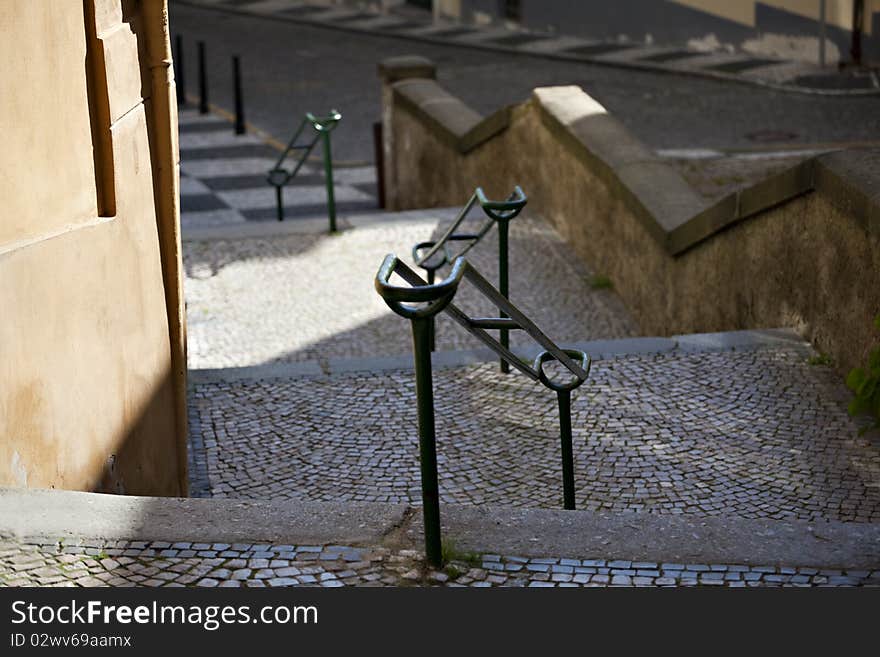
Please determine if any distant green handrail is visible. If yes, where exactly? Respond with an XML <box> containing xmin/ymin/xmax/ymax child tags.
<box><xmin>267</xmin><ymin>110</ymin><xmax>341</xmax><ymax>231</ymax></box>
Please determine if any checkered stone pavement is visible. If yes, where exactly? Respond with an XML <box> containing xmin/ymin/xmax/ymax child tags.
<box><xmin>178</xmin><ymin>109</ymin><xmax>378</xmax><ymax>230</ymax></box>
<box><xmin>2</xmin><ymin>538</ymin><xmax>876</xmax><ymax>588</ymax></box>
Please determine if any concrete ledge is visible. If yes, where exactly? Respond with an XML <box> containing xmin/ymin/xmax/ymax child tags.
<box><xmin>182</xmin><ymin>207</ymin><xmax>447</xmax><ymax>241</ymax></box>
<box><xmin>431</xmin><ymin>505</ymin><xmax>880</xmax><ymax>569</ymax></box>
<box><xmin>378</xmin><ymin>55</ymin><xmax>436</xmax><ymax>84</ymax></box>
<box><xmin>189</xmin><ymin>361</ymin><xmax>325</xmax><ymax>383</ymax></box>
<box><xmin>4</xmin><ymin>488</ymin><xmax>876</xmax><ymax>568</ymax></box>
<box><xmin>814</xmin><ymin>149</ymin><xmax>880</xmax><ymax>237</ymax></box>
<box><xmin>393</xmin><ymin>78</ymin><xmax>509</xmax><ymax>154</ymax></box>
<box><xmin>531</xmin><ymin>84</ymin><xmax>831</xmax><ymax>255</ymax></box>
<box><xmin>0</xmin><ymin>488</ymin><xmax>408</xmax><ymax>546</ymax></box>
<box><xmin>673</xmin><ymin>328</ymin><xmax>806</xmax><ymax>352</ymax></box>
<box><xmin>534</xmin><ymin>86</ymin><xmax>705</xmax><ymax>246</ymax></box>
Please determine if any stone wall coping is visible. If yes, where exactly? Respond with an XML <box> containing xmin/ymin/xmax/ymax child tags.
<box><xmin>392</xmin><ymin>77</ymin><xmax>512</xmax><ymax>154</ymax></box>
<box><xmin>383</xmin><ymin>57</ymin><xmax>880</xmax><ymax>255</ymax></box>
<box><xmin>378</xmin><ymin>55</ymin><xmax>436</xmax><ymax>83</ymax></box>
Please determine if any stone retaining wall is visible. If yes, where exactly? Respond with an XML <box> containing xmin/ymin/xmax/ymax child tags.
<box><xmin>379</xmin><ymin>56</ymin><xmax>880</xmax><ymax>374</ymax></box>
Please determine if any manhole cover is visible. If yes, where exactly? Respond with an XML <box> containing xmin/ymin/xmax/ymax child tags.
<box><xmin>745</xmin><ymin>129</ymin><xmax>799</xmax><ymax>143</ymax></box>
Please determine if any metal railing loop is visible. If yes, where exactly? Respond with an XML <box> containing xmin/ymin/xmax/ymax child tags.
<box><xmin>534</xmin><ymin>349</ymin><xmax>592</xmax><ymax>392</ymax></box>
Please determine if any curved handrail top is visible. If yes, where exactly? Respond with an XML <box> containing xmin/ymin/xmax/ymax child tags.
<box><xmin>375</xmin><ymin>254</ymin><xmax>466</xmax><ymax>305</ymax></box>
<box><xmin>306</xmin><ymin>110</ymin><xmax>342</xmax><ymax>132</ymax></box>
<box><xmin>476</xmin><ymin>185</ymin><xmax>527</xmax><ymax>221</ymax></box>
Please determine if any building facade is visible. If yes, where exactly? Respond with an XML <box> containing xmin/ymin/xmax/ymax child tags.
<box><xmin>428</xmin><ymin>0</ymin><xmax>880</xmax><ymax>64</ymax></box>
<box><xmin>0</xmin><ymin>1</ymin><xmax>187</xmax><ymax>496</ymax></box>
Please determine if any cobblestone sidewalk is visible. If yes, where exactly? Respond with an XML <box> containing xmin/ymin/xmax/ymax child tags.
<box><xmin>184</xmin><ymin>212</ymin><xmax>636</xmax><ymax>369</ymax></box>
<box><xmin>3</xmin><ymin>538</ymin><xmax>876</xmax><ymax>588</ymax></box>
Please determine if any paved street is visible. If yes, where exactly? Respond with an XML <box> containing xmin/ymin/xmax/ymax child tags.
<box><xmin>169</xmin><ymin>1</ymin><xmax>880</xmax><ymax>165</ymax></box>
<box><xmin>3</xmin><ymin>538</ymin><xmax>877</xmax><ymax>587</ymax></box>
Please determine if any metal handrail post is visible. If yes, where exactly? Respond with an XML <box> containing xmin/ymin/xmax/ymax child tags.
<box><xmin>557</xmin><ymin>390</ymin><xmax>575</xmax><ymax>510</ymax></box>
<box><xmin>198</xmin><ymin>41</ymin><xmax>208</xmax><ymax>114</ymax></box>
<box><xmin>275</xmin><ymin>186</ymin><xmax>284</xmax><ymax>222</ymax></box>
<box><xmin>534</xmin><ymin>348</ymin><xmax>590</xmax><ymax>511</ymax></box>
<box><xmin>321</xmin><ymin>129</ymin><xmax>337</xmax><ymax>233</ymax></box>
<box><xmin>498</xmin><ymin>218</ymin><xmax>510</xmax><ymax>374</ymax></box>
<box><xmin>375</xmin><ymin>255</ymin><xmax>467</xmax><ymax>568</ymax></box>
<box><xmin>427</xmin><ymin>269</ymin><xmax>436</xmax><ymax>351</ymax></box>
<box><xmin>412</xmin><ymin>317</ymin><xmax>441</xmax><ymax>567</ymax></box>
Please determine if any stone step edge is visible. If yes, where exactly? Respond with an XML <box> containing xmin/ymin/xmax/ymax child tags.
<box><xmin>189</xmin><ymin>328</ymin><xmax>810</xmax><ymax>384</ymax></box>
<box><xmin>1</xmin><ymin>487</ymin><xmax>876</xmax><ymax>569</ymax></box>
<box><xmin>182</xmin><ymin>206</ymin><xmax>455</xmax><ymax>242</ymax></box>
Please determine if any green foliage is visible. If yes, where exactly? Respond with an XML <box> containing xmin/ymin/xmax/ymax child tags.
<box><xmin>440</xmin><ymin>540</ymin><xmax>481</xmax><ymax>567</ymax></box>
<box><xmin>846</xmin><ymin>314</ymin><xmax>880</xmax><ymax>435</ymax></box>
<box><xmin>808</xmin><ymin>353</ymin><xmax>833</xmax><ymax>366</ymax></box>
<box><xmin>444</xmin><ymin>563</ymin><xmax>464</xmax><ymax>580</ymax></box>
<box><xmin>589</xmin><ymin>274</ymin><xmax>613</xmax><ymax>290</ymax></box>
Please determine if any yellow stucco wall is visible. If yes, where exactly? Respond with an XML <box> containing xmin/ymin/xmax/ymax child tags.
<box><xmin>0</xmin><ymin>1</ymin><xmax>186</xmax><ymax>496</ymax></box>
<box><xmin>672</xmin><ymin>0</ymin><xmax>877</xmax><ymax>35</ymax></box>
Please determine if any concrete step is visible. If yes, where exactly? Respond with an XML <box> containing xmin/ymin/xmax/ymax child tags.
<box><xmin>0</xmin><ymin>487</ymin><xmax>877</xmax><ymax>589</ymax></box>
<box><xmin>0</xmin><ymin>486</ymin><xmax>868</xmax><ymax>570</ymax></box>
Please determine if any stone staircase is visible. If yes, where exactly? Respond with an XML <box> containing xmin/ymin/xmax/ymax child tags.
<box><xmin>4</xmin><ymin>106</ymin><xmax>877</xmax><ymax>588</ymax></box>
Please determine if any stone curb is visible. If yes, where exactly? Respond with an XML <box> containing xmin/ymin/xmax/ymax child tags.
<box><xmin>3</xmin><ymin>487</ymin><xmax>877</xmax><ymax>568</ymax></box>
<box><xmin>182</xmin><ymin>206</ymin><xmax>453</xmax><ymax>241</ymax></box>
<box><xmin>172</xmin><ymin>0</ymin><xmax>880</xmax><ymax>97</ymax></box>
<box><xmin>187</xmin><ymin>328</ymin><xmax>809</xmax><ymax>384</ymax></box>
<box><xmin>0</xmin><ymin>488</ymin><xmax>408</xmax><ymax>547</ymax></box>
<box><xmin>427</xmin><ymin>506</ymin><xmax>880</xmax><ymax>569</ymax></box>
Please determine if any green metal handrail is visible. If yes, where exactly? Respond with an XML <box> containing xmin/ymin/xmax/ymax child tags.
<box><xmin>267</xmin><ymin>110</ymin><xmax>341</xmax><ymax>231</ymax></box>
<box><xmin>375</xmin><ymin>254</ymin><xmax>590</xmax><ymax>567</ymax></box>
<box><xmin>412</xmin><ymin>186</ymin><xmax>527</xmax><ymax>372</ymax></box>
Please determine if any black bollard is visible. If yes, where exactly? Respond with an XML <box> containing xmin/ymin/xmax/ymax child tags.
<box><xmin>198</xmin><ymin>41</ymin><xmax>208</xmax><ymax>114</ymax></box>
<box><xmin>372</xmin><ymin>121</ymin><xmax>385</xmax><ymax>209</ymax></box>
<box><xmin>233</xmin><ymin>56</ymin><xmax>245</xmax><ymax>135</ymax></box>
<box><xmin>174</xmin><ymin>35</ymin><xmax>186</xmax><ymax>106</ymax></box>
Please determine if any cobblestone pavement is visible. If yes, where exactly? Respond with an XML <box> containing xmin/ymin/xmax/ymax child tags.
<box><xmin>188</xmin><ymin>344</ymin><xmax>880</xmax><ymax>522</ymax></box>
<box><xmin>2</xmin><ymin>538</ymin><xmax>876</xmax><ymax>588</ymax></box>
<box><xmin>185</xmin><ymin>211</ymin><xmax>636</xmax><ymax>369</ymax></box>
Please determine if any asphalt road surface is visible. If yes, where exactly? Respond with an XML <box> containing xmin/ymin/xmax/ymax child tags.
<box><xmin>169</xmin><ymin>3</ymin><xmax>880</xmax><ymax>164</ymax></box>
